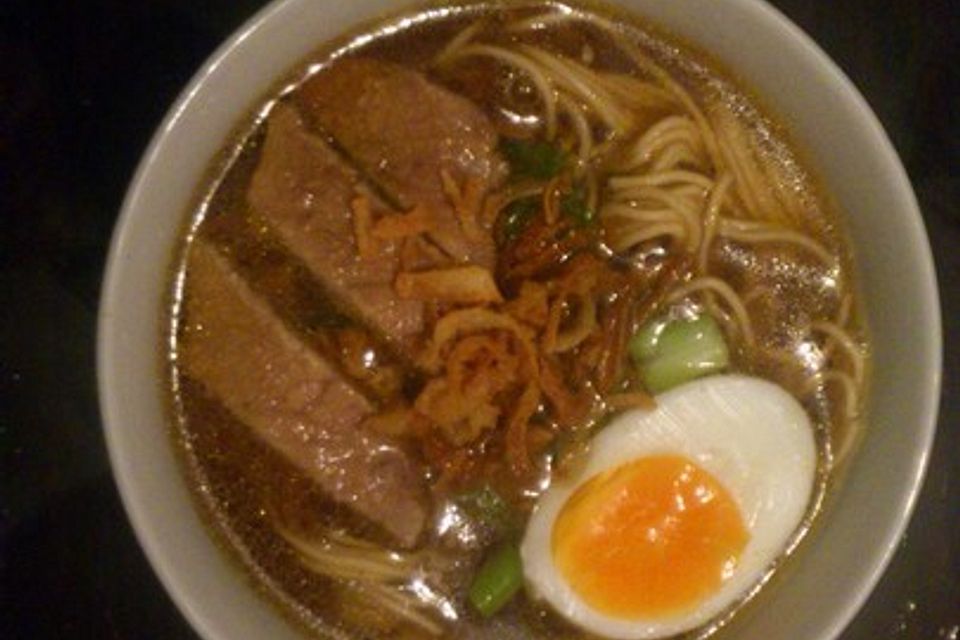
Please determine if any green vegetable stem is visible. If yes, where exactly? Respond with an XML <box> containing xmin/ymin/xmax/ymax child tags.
<box><xmin>629</xmin><ymin>314</ymin><xmax>730</xmax><ymax>393</ymax></box>
<box><xmin>468</xmin><ymin>542</ymin><xmax>524</xmax><ymax>617</ymax></box>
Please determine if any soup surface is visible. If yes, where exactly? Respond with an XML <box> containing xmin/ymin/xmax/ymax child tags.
<box><xmin>167</xmin><ymin>2</ymin><xmax>870</xmax><ymax>638</ymax></box>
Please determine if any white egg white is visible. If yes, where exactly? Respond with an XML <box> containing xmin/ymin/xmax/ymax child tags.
<box><xmin>521</xmin><ymin>374</ymin><xmax>818</xmax><ymax>640</ymax></box>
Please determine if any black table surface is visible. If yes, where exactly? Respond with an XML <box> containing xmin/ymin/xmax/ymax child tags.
<box><xmin>1</xmin><ymin>1</ymin><xmax>957</xmax><ymax>638</ymax></box>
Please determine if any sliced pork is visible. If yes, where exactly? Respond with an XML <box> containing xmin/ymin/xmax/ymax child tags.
<box><xmin>180</xmin><ymin>240</ymin><xmax>427</xmax><ymax>547</ymax></box>
<box><xmin>248</xmin><ymin>104</ymin><xmax>423</xmax><ymax>358</ymax></box>
<box><xmin>297</xmin><ymin>57</ymin><xmax>505</xmax><ymax>266</ymax></box>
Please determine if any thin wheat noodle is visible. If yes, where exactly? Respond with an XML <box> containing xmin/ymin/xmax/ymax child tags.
<box><xmin>826</xmin><ymin>378</ymin><xmax>861</xmax><ymax>465</ymax></box>
<box><xmin>609</xmin><ymin>222</ymin><xmax>687</xmax><ymax>251</ymax></box>
<box><xmin>603</xmin><ymin>203</ymin><xmax>683</xmax><ymax>224</ymax></box>
<box><xmin>753</xmin><ymin>139</ymin><xmax>815</xmax><ymax>231</ymax></box>
<box><xmin>649</xmin><ymin>143</ymin><xmax>700</xmax><ymax>172</ymax></box>
<box><xmin>519</xmin><ymin>45</ymin><xmax>632</xmax><ymax>132</ymax></box>
<box><xmin>698</xmin><ymin>173</ymin><xmax>734</xmax><ymax>273</ymax></box>
<box><xmin>707</xmin><ymin>109</ymin><xmax>775</xmax><ymax>223</ymax></box>
<box><xmin>547</xmin><ymin>294</ymin><xmax>597</xmax><ymax>353</ymax></box>
<box><xmin>307</xmin><ymin>552</ymin><xmax>412</xmax><ymax>578</ymax></box>
<box><xmin>519</xmin><ymin>45</ymin><xmax>627</xmax><ymax>124</ymax></box>
<box><xmin>611</xmin><ymin>185</ymin><xmax>702</xmax><ymax>250</ymax></box>
<box><xmin>324</xmin><ymin>527</ymin><xmax>383</xmax><ymax>550</ymax></box>
<box><xmin>277</xmin><ymin>528</ymin><xmax>447</xmax><ymax>635</ymax></box>
<box><xmin>361</xmin><ymin>583</ymin><xmax>445</xmax><ymax>636</ymax></box>
<box><xmin>433</xmin><ymin>18</ymin><xmax>485</xmax><ymax>66</ymax></box>
<box><xmin>451</xmin><ymin>44</ymin><xmax>558</xmax><ymax>138</ymax></box>
<box><xmin>558</xmin><ymin>93</ymin><xmax>593</xmax><ymax>166</ymax></box>
<box><xmin>625</xmin><ymin>115</ymin><xmax>697</xmax><ymax>156</ymax></box>
<box><xmin>705</xmin><ymin>296</ymin><xmax>742</xmax><ymax>345</ymax></box>
<box><xmin>633</xmin><ymin>114</ymin><xmax>696</xmax><ymax>147</ymax></box>
<box><xmin>599</xmin><ymin>72</ymin><xmax>677</xmax><ymax>109</ymax></box>
<box><xmin>610</xmin><ymin>35</ymin><xmax>725</xmax><ymax>172</ymax></box>
<box><xmin>712</xmin><ymin>109</ymin><xmax>785</xmax><ymax>224</ymax></box>
<box><xmin>300</xmin><ymin>555</ymin><xmax>410</xmax><ymax>582</ymax></box>
<box><xmin>637</xmin><ymin>131</ymin><xmax>703</xmax><ymax>169</ymax></box>
<box><xmin>500</xmin><ymin>183</ymin><xmax>546</xmax><ymax>206</ymax></box>
<box><xmin>542</xmin><ymin>176</ymin><xmax>562</xmax><ymax>225</ymax></box>
<box><xmin>717</xmin><ymin>223</ymin><xmax>836</xmax><ymax>266</ymax></box>
<box><xmin>278</xmin><ymin>527</ymin><xmax>413</xmax><ymax>574</ymax></box>
<box><xmin>811</xmin><ymin>320</ymin><xmax>865</xmax><ymax>386</ymax></box>
<box><xmin>802</xmin><ymin>369</ymin><xmax>860</xmax><ymax>466</ymax></box>
<box><xmin>505</xmin><ymin>10</ymin><xmax>575</xmax><ymax>32</ymax></box>
<box><xmin>740</xmin><ymin>286</ymin><xmax>771</xmax><ymax>310</ymax></box>
<box><xmin>605</xmin><ymin>209</ymin><xmax>690</xmax><ymax>251</ymax></box>
<box><xmin>483</xmin><ymin>183</ymin><xmax>545</xmax><ymax>226</ymax></box>
<box><xmin>584</xmin><ymin>166</ymin><xmax>600</xmax><ymax>214</ymax></box>
<box><xmin>510</xmin><ymin>8</ymin><xmax>726</xmax><ymax>171</ymax></box>
<box><xmin>807</xmin><ymin>370</ymin><xmax>859</xmax><ymax>420</ymax></box>
<box><xmin>836</xmin><ymin>294</ymin><xmax>852</xmax><ymax>326</ymax></box>
<box><xmin>609</xmin><ymin>170</ymin><xmax>713</xmax><ymax>191</ymax></box>
<box><xmin>673</xmin><ymin>183</ymin><xmax>709</xmax><ymax>201</ymax></box>
<box><xmin>611</xmin><ymin>184</ymin><xmax>703</xmax><ymax>221</ymax></box>
<box><xmin>667</xmin><ymin>277</ymin><xmax>755</xmax><ymax>345</ymax></box>
<box><xmin>714</xmin><ymin>130</ymin><xmax>762</xmax><ymax>219</ymax></box>
<box><xmin>624</xmin><ymin>116</ymin><xmax>701</xmax><ymax>168</ymax></box>
<box><xmin>589</xmin><ymin>135</ymin><xmax>618</xmax><ymax>161</ymax></box>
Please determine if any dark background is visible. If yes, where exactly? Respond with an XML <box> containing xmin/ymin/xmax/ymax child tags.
<box><xmin>1</xmin><ymin>1</ymin><xmax>957</xmax><ymax>638</ymax></box>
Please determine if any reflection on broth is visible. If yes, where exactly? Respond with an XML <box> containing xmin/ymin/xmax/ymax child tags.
<box><xmin>166</xmin><ymin>2</ymin><xmax>870</xmax><ymax>638</ymax></box>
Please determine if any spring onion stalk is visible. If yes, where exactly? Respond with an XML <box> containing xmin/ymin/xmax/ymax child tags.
<box><xmin>561</xmin><ymin>184</ymin><xmax>594</xmax><ymax>226</ymax></box>
<box><xmin>630</xmin><ymin>314</ymin><xmax>730</xmax><ymax>393</ymax></box>
<box><xmin>501</xmin><ymin>138</ymin><xmax>568</xmax><ymax>180</ymax></box>
<box><xmin>468</xmin><ymin>543</ymin><xmax>523</xmax><ymax>616</ymax></box>
<box><xmin>500</xmin><ymin>197</ymin><xmax>539</xmax><ymax>243</ymax></box>
<box><xmin>458</xmin><ymin>485</ymin><xmax>511</xmax><ymax>534</ymax></box>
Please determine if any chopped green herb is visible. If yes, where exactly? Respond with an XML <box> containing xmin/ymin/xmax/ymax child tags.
<box><xmin>501</xmin><ymin>138</ymin><xmax>568</xmax><ymax>180</ymax></box>
<box><xmin>561</xmin><ymin>184</ymin><xmax>594</xmax><ymax>227</ymax></box>
<box><xmin>499</xmin><ymin>196</ymin><xmax>539</xmax><ymax>243</ymax></box>
<box><xmin>629</xmin><ymin>316</ymin><xmax>668</xmax><ymax>362</ymax></box>
<box><xmin>629</xmin><ymin>314</ymin><xmax>730</xmax><ymax>393</ymax></box>
<box><xmin>457</xmin><ymin>485</ymin><xmax>512</xmax><ymax>534</ymax></box>
<box><xmin>468</xmin><ymin>542</ymin><xmax>524</xmax><ymax>617</ymax></box>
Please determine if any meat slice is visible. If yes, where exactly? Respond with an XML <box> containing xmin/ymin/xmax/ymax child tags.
<box><xmin>297</xmin><ymin>57</ymin><xmax>505</xmax><ymax>266</ymax></box>
<box><xmin>181</xmin><ymin>240</ymin><xmax>426</xmax><ymax>547</ymax></box>
<box><xmin>249</xmin><ymin>104</ymin><xmax>423</xmax><ymax>358</ymax></box>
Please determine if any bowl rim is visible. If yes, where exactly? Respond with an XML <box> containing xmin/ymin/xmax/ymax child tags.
<box><xmin>97</xmin><ymin>0</ymin><xmax>942</xmax><ymax>639</ymax></box>
<box><xmin>97</xmin><ymin>1</ymin><xmax>300</xmax><ymax>636</ymax></box>
<box><xmin>735</xmin><ymin>2</ymin><xmax>941</xmax><ymax>639</ymax></box>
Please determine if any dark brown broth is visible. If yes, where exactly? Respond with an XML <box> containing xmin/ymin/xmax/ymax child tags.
<box><xmin>167</xmin><ymin>2</ymin><xmax>868</xmax><ymax>639</ymax></box>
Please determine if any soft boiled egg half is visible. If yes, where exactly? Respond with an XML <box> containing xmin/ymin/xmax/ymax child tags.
<box><xmin>521</xmin><ymin>374</ymin><xmax>818</xmax><ymax>639</ymax></box>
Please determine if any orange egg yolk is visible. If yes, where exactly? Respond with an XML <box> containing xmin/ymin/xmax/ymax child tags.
<box><xmin>552</xmin><ymin>454</ymin><xmax>749</xmax><ymax>619</ymax></box>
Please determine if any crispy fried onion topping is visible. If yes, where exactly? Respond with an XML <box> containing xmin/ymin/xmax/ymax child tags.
<box><xmin>396</xmin><ymin>266</ymin><xmax>503</xmax><ymax>305</ymax></box>
<box><xmin>414</xmin><ymin>308</ymin><xmax>541</xmax><ymax>474</ymax></box>
<box><xmin>542</xmin><ymin>255</ymin><xmax>602</xmax><ymax>354</ymax></box>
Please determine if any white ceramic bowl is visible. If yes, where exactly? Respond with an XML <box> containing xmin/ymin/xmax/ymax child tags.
<box><xmin>97</xmin><ymin>1</ymin><xmax>942</xmax><ymax>639</ymax></box>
